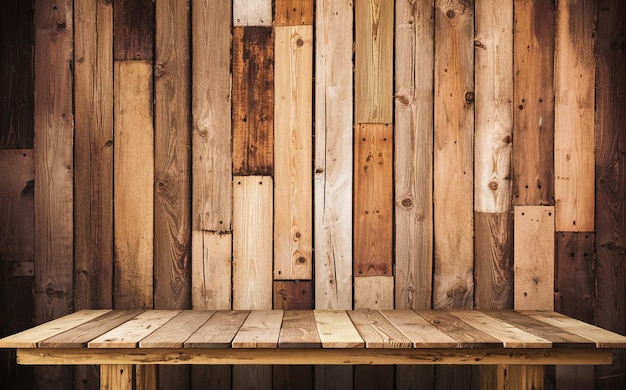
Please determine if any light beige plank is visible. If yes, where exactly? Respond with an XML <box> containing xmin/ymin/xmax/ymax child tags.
<box><xmin>347</xmin><ymin>310</ymin><xmax>411</xmax><ymax>348</ymax></box>
<box><xmin>101</xmin><ymin>365</ymin><xmax>132</xmax><ymax>390</ymax></box>
<box><xmin>274</xmin><ymin>25</ymin><xmax>313</xmax><ymax>280</ymax></box>
<box><xmin>380</xmin><ymin>310</ymin><xmax>458</xmax><ymax>348</ymax></box>
<box><xmin>354</xmin><ymin>276</ymin><xmax>394</xmax><ymax>310</ymax></box>
<box><xmin>191</xmin><ymin>231</ymin><xmax>232</xmax><ymax>310</ymax></box>
<box><xmin>232</xmin><ymin>310</ymin><xmax>284</xmax><ymax>348</ymax></box>
<box><xmin>233</xmin><ymin>0</ymin><xmax>272</xmax><ymax>26</ymax></box>
<box><xmin>89</xmin><ymin>311</ymin><xmax>180</xmax><ymax>348</ymax></box>
<box><xmin>185</xmin><ymin>310</ymin><xmax>250</xmax><ymax>348</ymax></box>
<box><xmin>314</xmin><ymin>310</ymin><xmax>364</xmax><ymax>348</ymax></box>
<box><xmin>139</xmin><ymin>311</ymin><xmax>215</xmax><ymax>348</ymax></box>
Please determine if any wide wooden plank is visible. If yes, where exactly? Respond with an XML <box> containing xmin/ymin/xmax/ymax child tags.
<box><xmin>232</xmin><ymin>310</ymin><xmax>284</xmax><ymax>348</ymax></box>
<box><xmin>185</xmin><ymin>311</ymin><xmax>250</xmax><ymax>348</ymax></box>
<box><xmin>113</xmin><ymin>0</ymin><xmax>153</xmax><ymax>60</ymax></box>
<box><xmin>191</xmin><ymin>231</ymin><xmax>232</xmax><ymax>310</ymax></box>
<box><xmin>355</xmin><ymin>0</ymin><xmax>394</xmax><ymax>123</ymax></box>
<box><xmin>233</xmin><ymin>0</ymin><xmax>272</xmax><ymax>26</ymax></box>
<box><xmin>514</xmin><ymin>206</ymin><xmax>555</xmax><ymax>310</ymax></box>
<box><xmin>416</xmin><ymin>311</ymin><xmax>503</xmax><ymax>348</ymax></box>
<box><xmin>554</xmin><ymin>0</ymin><xmax>596</xmax><ymax>232</ymax></box>
<box><xmin>354</xmin><ymin>124</ymin><xmax>393</xmax><ymax>277</ymax></box>
<box><xmin>347</xmin><ymin>310</ymin><xmax>412</xmax><ymax>348</ymax></box>
<box><xmin>275</xmin><ymin>0</ymin><xmax>314</xmax><ymax>26</ymax></box>
<box><xmin>139</xmin><ymin>311</ymin><xmax>214</xmax><ymax>348</ymax></box>
<box><xmin>233</xmin><ymin>176</ymin><xmax>273</xmax><ymax>310</ymax></box>
<box><xmin>39</xmin><ymin>310</ymin><xmax>142</xmax><ymax>348</ymax></box>
<box><xmin>555</xmin><ymin>232</ymin><xmax>595</xmax><ymax>322</ymax></box>
<box><xmin>88</xmin><ymin>311</ymin><xmax>180</xmax><ymax>348</ymax></box>
<box><xmin>101</xmin><ymin>365</ymin><xmax>132</xmax><ymax>390</ymax></box>
<box><xmin>314</xmin><ymin>311</ymin><xmax>364</xmax><ymax>348</ymax></box>
<box><xmin>278</xmin><ymin>310</ymin><xmax>321</xmax><ymax>348</ymax></box>
<box><xmin>314</xmin><ymin>0</ymin><xmax>353</xmax><ymax>310</ymax></box>
<box><xmin>273</xmin><ymin>25</ymin><xmax>313</xmax><ymax>280</ymax></box>
<box><xmin>0</xmin><ymin>310</ymin><xmax>109</xmax><ymax>348</ymax></box>
<box><xmin>353</xmin><ymin>276</ymin><xmax>394</xmax><ymax>310</ymax></box>
<box><xmin>380</xmin><ymin>310</ymin><xmax>458</xmax><ymax>348</ymax></box>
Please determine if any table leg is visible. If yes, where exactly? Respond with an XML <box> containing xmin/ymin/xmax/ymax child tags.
<box><xmin>100</xmin><ymin>364</ymin><xmax>132</xmax><ymax>390</ymax></box>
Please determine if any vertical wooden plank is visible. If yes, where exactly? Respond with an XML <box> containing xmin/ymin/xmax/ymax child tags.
<box><xmin>394</xmin><ymin>0</ymin><xmax>435</xmax><ymax>312</ymax></box>
<box><xmin>555</xmin><ymin>232</ymin><xmax>595</xmax><ymax>322</ymax></box>
<box><xmin>314</xmin><ymin>366</ymin><xmax>353</xmax><ymax>390</ymax></box>
<box><xmin>355</xmin><ymin>365</ymin><xmax>394</xmax><ymax>390</ymax></box>
<box><xmin>514</xmin><ymin>206</ymin><xmax>555</xmax><ymax>311</ymax></box>
<box><xmin>113</xmin><ymin>61</ymin><xmax>154</xmax><ymax>310</ymax></box>
<box><xmin>314</xmin><ymin>0</ymin><xmax>353</xmax><ymax>310</ymax></box>
<box><xmin>554</xmin><ymin>0</ymin><xmax>596</xmax><ymax>232</ymax></box>
<box><xmin>101</xmin><ymin>365</ymin><xmax>133</xmax><ymax>390</ymax></box>
<box><xmin>596</xmin><ymin>1</ymin><xmax>626</xmax><ymax>387</ymax></box>
<box><xmin>273</xmin><ymin>281</ymin><xmax>313</xmax><ymax>309</ymax></box>
<box><xmin>354</xmin><ymin>124</ymin><xmax>393</xmax><ymax>277</ymax></box>
<box><xmin>192</xmin><ymin>232</ymin><xmax>232</xmax><ymax>310</ymax></box>
<box><xmin>513</xmin><ymin>0</ymin><xmax>555</xmax><ymax>207</ymax></box>
<box><xmin>274</xmin><ymin>25</ymin><xmax>313</xmax><ymax>280</ymax></box>
<box><xmin>233</xmin><ymin>176</ymin><xmax>273</xmax><ymax>310</ymax></box>
<box><xmin>233</xmin><ymin>0</ymin><xmax>272</xmax><ymax>27</ymax></box>
<box><xmin>232</xmin><ymin>27</ymin><xmax>274</xmax><ymax>176</ymax></box>
<box><xmin>0</xmin><ymin>0</ymin><xmax>33</xmax><ymax>149</ymax></box>
<box><xmin>33</xmin><ymin>1</ymin><xmax>73</xmax><ymax>388</ymax></box>
<box><xmin>433</xmin><ymin>0</ymin><xmax>475</xmax><ymax>310</ymax></box>
<box><xmin>113</xmin><ymin>0</ymin><xmax>154</xmax><ymax>61</ymax></box>
<box><xmin>275</xmin><ymin>0</ymin><xmax>314</xmax><ymax>26</ymax></box>
<box><xmin>355</xmin><ymin>0</ymin><xmax>394</xmax><ymax>123</ymax></box>
<box><xmin>354</xmin><ymin>276</ymin><xmax>394</xmax><ymax>309</ymax></box>
<box><xmin>274</xmin><ymin>366</ymin><xmax>313</xmax><ymax>390</ymax></box>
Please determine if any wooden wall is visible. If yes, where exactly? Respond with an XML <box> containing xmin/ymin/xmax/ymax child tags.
<box><xmin>0</xmin><ymin>0</ymin><xmax>625</xmax><ymax>389</ymax></box>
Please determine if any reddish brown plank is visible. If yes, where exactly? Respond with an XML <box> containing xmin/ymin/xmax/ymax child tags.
<box><xmin>275</xmin><ymin>0</ymin><xmax>313</xmax><ymax>26</ymax></box>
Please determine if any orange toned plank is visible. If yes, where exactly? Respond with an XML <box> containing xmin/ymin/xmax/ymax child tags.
<box><xmin>89</xmin><ymin>311</ymin><xmax>180</xmax><ymax>348</ymax></box>
<box><xmin>347</xmin><ymin>310</ymin><xmax>411</xmax><ymax>348</ymax></box>
<box><xmin>232</xmin><ymin>310</ymin><xmax>284</xmax><ymax>348</ymax></box>
<box><xmin>101</xmin><ymin>365</ymin><xmax>132</xmax><ymax>390</ymax></box>
<box><xmin>314</xmin><ymin>310</ymin><xmax>364</xmax><ymax>348</ymax></box>
<box><xmin>275</xmin><ymin>0</ymin><xmax>313</xmax><ymax>26</ymax></box>
<box><xmin>380</xmin><ymin>310</ymin><xmax>458</xmax><ymax>348</ymax></box>
<box><xmin>278</xmin><ymin>310</ymin><xmax>321</xmax><ymax>348</ymax></box>
<box><xmin>353</xmin><ymin>276</ymin><xmax>394</xmax><ymax>310</ymax></box>
<box><xmin>139</xmin><ymin>311</ymin><xmax>215</xmax><ymax>348</ymax></box>
<box><xmin>185</xmin><ymin>311</ymin><xmax>250</xmax><ymax>348</ymax></box>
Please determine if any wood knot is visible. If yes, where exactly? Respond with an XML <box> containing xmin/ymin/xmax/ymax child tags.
<box><xmin>488</xmin><ymin>181</ymin><xmax>499</xmax><ymax>191</ymax></box>
<box><xmin>464</xmin><ymin>91</ymin><xmax>475</xmax><ymax>103</ymax></box>
<box><xmin>446</xmin><ymin>10</ymin><xmax>455</xmax><ymax>18</ymax></box>
<box><xmin>401</xmin><ymin>198</ymin><xmax>413</xmax><ymax>208</ymax></box>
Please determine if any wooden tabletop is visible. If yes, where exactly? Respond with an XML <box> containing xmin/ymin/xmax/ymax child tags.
<box><xmin>1</xmin><ymin>310</ymin><xmax>625</xmax><ymax>366</ymax></box>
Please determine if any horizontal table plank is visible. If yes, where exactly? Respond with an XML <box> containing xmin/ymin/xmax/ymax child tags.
<box><xmin>185</xmin><ymin>311</ymin><xmax>250</xmax><ymax>348</ymax></box>
<box><xmin>380</xmin><ymin>310</ymin><xmax>458</xmax><ymax>348</ymax></box>
<box><xmin>89</xmin><ymin>311</ymin><xmax>181</xmax><ymax>348</ymax></box>
<box><xmin>314</xmin><ymin>310</ymin><xmax>364</xmax><ymax>348</ymax></box>
<box><xmin>140</xmin><ymin>311</ymin><xmax>215</xmax><ymax>348</ymax></box>
<box><xmin>348</xmin><ymin>310</ymin><xmax>412</xmax><ymax>348</ymax></box>
<box><xmin>278</xmin><ymin>310</ymin><xmax>322</xmax><ymax>348</ymax></box>
<box><xmin>232</xmin><ymin>310</ymin><xmax>284</xmax><ymax>348</ymax></box>
<box><xmin>416</xmin><ymin>311</ymin><xmax>503</xmax><ymax>348</ymax></box>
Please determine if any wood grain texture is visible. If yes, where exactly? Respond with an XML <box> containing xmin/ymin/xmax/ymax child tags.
<box><xmin>113</xmin><ymin>61</ymin><xmax>154</xmax><ymax>310</ymax></box>
<box><xmin>394</xmin><ymin>0</ymin><xmax>435</xmax><ymax>311</ymax></box>
<box><xmin>355</xmin><ymin>0</ymin><xmax>394</xmax><ymax>123</ymax></box>
<box><xmin>474</xmin><ymin>0</ymin><xmax>513</xmax><ymax>213</ymax></box>
<box><xmin>354</xmin><ymin>124</ymin><xmax>393</xmax><ymax>277</ymax></box>
<box><xmin>595</xmin><ymin>0</ymin><xmax>626</xmax><ymax>386</ymax></box>
<box><xmin>433</xmin><ymin>0</ymin><xmax>475</xmax><ymax>310</ymax></box>
<box><xmin>191</xmin><ymin>231</ymin><xmax>232</xmax><ymax>310</ymax></box>
<box><xmin>314</xmin><ymin>310</ymin><xmax>365</xmax><ymax>348</ymax></box>
<box><xmin>513</xmin><ymin>0</ymin><xmax>555</xmax><ymax>207</ymax></box>
<box><xmin>139</xmin><ymin>311</ymin><xmax>214</xmax><ymax>348</ymax></box>
<box><xmin>232</xmin><ymin>26</ymin><xmax>274</xmax><ymax>176</ymax></box>
<box><xmin>416</xmin><ymin>310</ymin><xmax>502</xmax><ymax>348</ymax></box>
<box><xmin>274</xmin><ymin>25</ymin><xmax>313</xmax><ymax>280</ymax></box>
<box><xmin>554</xmin><ymin>0</ymin><xmax>596</xmax><ymax>232</ymax></box>
<box><xmin>232</xmin><ymin>310</ymin><xmax>284</xmax><ymax>348</ymax></box>
<box><xmin>100</xmin><ymin>365</ymin><xmax>132</xmax><ymax>390</ymax></box>
<box><xmin>113</xmin><ymin>0</ymin><xmax>154</xmax><ymax>60</ymax></box>
<box><xmin>278</xmin><ymin>310</ymin><xmax>321</xmax><ymax>348</ymax></box>
<box><xmin>514</xmin><ymin>206</ymin><xmax>555</xmax><ymax>310</ymax></box>
<box><xmin>347</xmin><ymin>310</ymin><xmax>412</xmax><ymax>348</ymax></box>
<box><xmin>185</xmin><ymin>311</ymin><xmax>249</xmax><ymax>348</ymax></box>
<box><xmin>380</xmin><ymin>310</ymin><xmax>458</xmax><ymax>348</ymax></box>
<box><xmin>233</xmin><ymin>366</ymin><xmax>272</xmax><ymax>390</ymax></box>
<box><xmin>191</xmin><ymin>0</ymin><xmax>232</xmax><ymax>233</ymax></box>
<box><xmin>273</xmin><ymin>281</ymin><xmax>313</xmax><ymax>310</ymax></box>
<box><xmin>89</xmin><ymin>311</ymin><xmax>180</xmax><ymax>348</ymax></box>
<box><xmin>275</xmin><ymin>0</ymin><xmax>314</xmax><ymax>26</ymax></box>
<box><xmin>314</xmin><ymin>0</ymin><xmax>353</xmax><ymax>310</ymax></box>
<box><xmin>353</xmin><ymin>276</ymin><xmax>394</xmax><ymax>310</ymax></box>
<box><xmin>233</xmin><ymin>0</ymin><xmax>272</xmax><ymax>26</ymax></box>
<box><xmin>233</xmin><ymin>177</ymin><xmax>273</xmax><ymax>310</ymax></box>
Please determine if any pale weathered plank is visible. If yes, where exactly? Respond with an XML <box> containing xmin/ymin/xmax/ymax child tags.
<box><xmin>554</xmin><ymin>0</ymin><xmax>596</xmax><ymax>232</ymax></box>
<box><xmin>314</xmin><ymin>310</ymin><xmax>364</xmax><ymax>348</ymax></box>
<box><xmin>233</xmin><ymin>0</ymin><xmax>272</xmax><ymax>26</ymax></box>
<box><xmin>380</xmin><ymin>310</ymin><xmax>458</xmax><ymax>348</ymax></box>
<box><xmin>278</xmin><ymin>310</ymin><xmax>321</xmax><ymax>348</ymax></box>
<box><xmin>191</xmin><ymin>231</ymin><xmax>232</xmax><ymax>310</ymax></box>
<box><xmin>353</xmin><ymin>276</ymin><xmax>394</xmax><ymax>310</ymax></box>
<box><xmin>139</xmin><ymin>311</ymin><xmax>214</xmax><ymax>348</ymax></box>
<box><xmin>233</xmin><ymin>176</ymin><xmax>273</xmax><ymax>310</ymax></box>
<box><xmin>88</xmin><ymin>311</ymin><xmax>180</xmax><ymax>348</ymax></box>
<box><xmin>274</xmin><ymin>25</ymin><xmax>313</xmax><ymax>280</ymax></box>
<box><xmin>275</xmin><ymin>0</ymin><xmax>314</xmax><ymax>26</ymax></box>
<box><xmin>347</xmin><ymin>310</ymin><xmax>412</xmax><ymax>348</ymax></box>
<box><xmin>355</xmin><ymin>0</ymin><xmax>394</xmax><ymax>123</ymax></box>
<box><xmin>514</xmin><ymin>206</ymin><xmax>555</xmax><ymax>310</ymax></box>
<box><xmin>314</xmin><ymin>0</ymin><xmax>353</xmax><ymax>310</ymax></box>
<box><xmin>232</xmin><ymin>310</ymin><xmax>284</xmax><ymax>348</ymax></box>
<box><xmin>185</xmin><ymin>311</ymin><xmax>250</xmax><ymax>348</ymax></box>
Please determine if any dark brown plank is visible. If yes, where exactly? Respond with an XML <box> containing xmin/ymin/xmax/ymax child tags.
<box><xmin>185</xmin><ymin>311</ymin><xmax>249</xmax><ymax>348</ymax></box>
<box><xmin>355</xmin><ymin>365</ymin><xmax>394</xmax><ymax>390</ymax></box>
<box><xmin>278</xmin><ymin>310</ymin><xmax>321</xmax><ymax>348</ymax></box>
<box><xmin>113</xmin><ymin>0</ymin><xmax>154</xmax><ymax>60</ymax></box>
<box><xmin>275</xmin><ymin>0</ymin><xmax>313</xmax><ymax>26</ymax></box>
<box><xmin>273</xmin><ymin>281</ymin><xmax>313</xmax><ymax>310</ymax></box>
<box><xmin>232</xmin><ymin>26</ymin><xmax>274</xmax><ymax>176</ymax></box>
<box><xmin>415</xmin><ymin>311</ymin><xmax>502</xmax><ymax>348</ymax></box>
<box><xmin>273</xmin><ymin>365</ymin><xmax>313</xmax><ymax>390</ymax></box>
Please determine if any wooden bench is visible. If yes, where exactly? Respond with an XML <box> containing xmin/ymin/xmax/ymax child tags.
<box><xmin>1</xmin><ymin>309</ymin><xmax>625</xmax><ymax>389</ymax></box>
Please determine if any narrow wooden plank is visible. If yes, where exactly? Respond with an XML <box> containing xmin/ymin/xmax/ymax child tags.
<box><xmin>380</xmin><ymin>310</ymin><xmax>458</xmax><ymax>348</ymax></box>
<box><xmin>275</xmin><ymin>0</ymin><xmax>314</xmax><ymax>26</ymax></box>
<box><xmin>233</xmin><ymin>176</ymin><xmax>273</xmax><ymax>310</ymax></box>
<box><xmin>314</xmin><ymin>0</ymin><xmax>353</xmax><ymax>310</ymax></box>
<box><xmin>233</xmin><ymin>0</ymin><xmax>272</xmax><ymax>26</ymax></box>
<box><xmin>191</xmin><ymin>232</ymin><xmax>232</xmax><ymax>310</ymax></box>
<box><xmin>353</xmin><ymin>276</ymin><xmax>394</xmax><ymax>310</ymax></box>
<box><xmin>185</xmin><ymin>311</ymin><xmax>250</xmax><ymax>348</ymax></box>
<box><xmin>101</xmin><ymin>365</ymin><xmax>132</xmax><ymax>390</ymax></box>
<box><xmin>355</xmin><ymin>0</ymin><xmax>394</xmax><ymax>123</ymax></box>
<box><xmin>514</xmin><ymin>206</ymin><xmax>555</xmax><ymax>310</ymax></box>
<box><xmin>113</xmin><ymin>61</ymin><xmax>154</xmax><ymax>310</ymax></box>
<box><xmin>416</xmin><ymin>311</ymin><xmax>503</xmax><ymax>348</ymax></box>
<box><xmin>74</xmin><ymin>0</ymin><xmax>114</xmax><ymax>312</ymax></box>
<box><xmin>314</xmin><ymin>310</ymin><xmax>364</xmax><ymax>348</ymax></box>
<box><xmin>555</xmin><ymin>232</ymin><xmax>595</xmax><ymax>322</ymax></box>
<box><xmin>474</xmin><ymin>0</ymin><xmax>513</xmax><ymax>213</ymax></box>
<box><xmin>191</xmin><ymin>0</ymin><xmax>232</xmax><ymax>233</ymax></box>
<box><xmin>512</xmin><ymin>0</ymin><xmax>555</xmax><ymax>206</ymax></box>
<box><xmin>448</xmin><ymin>311</ymin><xmax>551</xmax><ymax>348</ymax></box>
<box><xmin>595</xmin><ymin>0</ymin><xmax>626</xmax><ymax>386</ymax></box>
<box><xmin>433</xmin><ymin>0</ymin><xmax>475</xmax><ymax>310</ymax></box>
<box><xmin>522</xmin><ymin>311</ymin><xmax>626</xmax><ymax>348</ymax></box>
<box><xmin>88</xmin><ymin>311</ymin><xmax>181</xmax><ymax>348</ymax></box>
<box><xmin>232</xmin><ymin>310</ymin><xmax>284</xmax><ymax>348</ymax></box>
<box><xmin>274</xmin><ymin>281</ymin><xmax>313</xmax><ymax>310</ymax></box>
<box><xmin>139</xmin><ymin>311</ymin><xmax>215</xmax><ymax>348</ymax></box>
<box><xmin>394</xmin><ymin>0</ymin><xmax>435</xmax><ymax>311</ymax></box>
<box><xmin>0</xmin><ymin>310</ymin><xmax>109</xmax><ymax>348</ymax></box>
<box><xmin>354</xmin><ymin>124</ymin><xmax>393</xmax><ymax>277</ymax></box>
<box><xmin>274</xmin><ymin>25</ymin><xmax>313</xmax><ymax>280</ymax></box>
<box><xmin>554</xmin><ymin>0</ymin><xmax>596</xmax><ymax>232</ymax></box>
<box><xmin>232</xmin><ymin>26</ymin><xmax>274</xmax><ymax>176</ymax></box>
<box><xmin>113</xmin><ymin>0</ymin><xmax>154</xmax><ymax>60</ymax></box>
<box><xmin>39</xmin><ymin>310</ymin><xmax>143</xmax><ymax>348</ymax></box>
<box><xmin>347</xmin><ymin>310</ymin><xmax>412</xmax><ymax>348</ymax></box>
<box><xmin>278</xmin><ymin>310</ymin><xmax>321</xmax><ymax>348</ymax></box>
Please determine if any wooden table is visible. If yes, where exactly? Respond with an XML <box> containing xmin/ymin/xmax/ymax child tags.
<box><xmin>1</xmin><ymin>309</ymin><xmax>625</xmax><ymax>389</ymax></box>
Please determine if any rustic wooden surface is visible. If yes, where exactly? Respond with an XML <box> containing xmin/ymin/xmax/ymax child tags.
<box><xmin>233</xmin><ymin>0</ymin><xmax>272</xmax><ymax>27</ymax></box>
<box><xmin>353</xmin><ymin>276</ymin><xmax>394</xmax><ymax>310</ymax></box>
<box><xmin>113</xmin><ymin>0</ymin><xmax>153</xmax><ymax>61</ymax></box>
<box><xmin>275</xmin><ymin>0</ymin><xmax>313</xmax><ymax>26</ymax></box>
